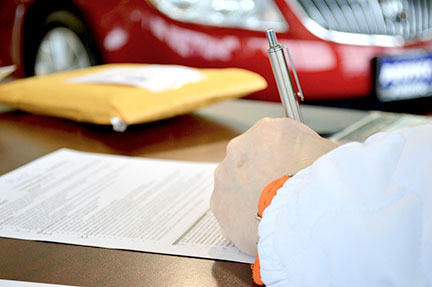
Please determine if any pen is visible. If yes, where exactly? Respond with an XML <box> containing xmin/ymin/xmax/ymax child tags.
<box><xmin>266</xmin><ymin>28</ymin><xmax>304</xmax><ymax>122</ymax></box>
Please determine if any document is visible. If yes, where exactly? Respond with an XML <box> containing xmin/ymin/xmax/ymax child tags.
<box><xmin>0</xmin><ymin>149</ymin><xmax>254</xmax><ymax>264</ymax></box>
<box><xmin>0</xmin><ymin>279</ymin><xmax>76</xmax><ymax>287</ymax></box>
<box><xmin>330</xmin><ymin>111</ymin><xmax>432</xmax><ymax>142</ymax></box>
<box><xmin>0</xmin><ymin>65</ymin><xmax>15</xmax><ymax>81</ymax></box>
<box><xmin>68</xmin><ymin>65</ymin><xmax>206</xmax><ymax>93</ymax></box>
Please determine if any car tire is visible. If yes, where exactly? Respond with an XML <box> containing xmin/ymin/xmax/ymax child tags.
<box><xmin>24</xmin><ymin>9</ymin><xmax>101</xmax><ymax>76</ymax></box>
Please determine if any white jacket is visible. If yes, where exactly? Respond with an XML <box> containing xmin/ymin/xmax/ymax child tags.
<box><xmin>258</xmin><ymin>125</ymin><xmax>432</xmax><ymax>287</ymax></box>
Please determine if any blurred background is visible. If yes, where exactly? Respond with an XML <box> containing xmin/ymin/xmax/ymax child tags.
<box><xmin>1</xmin><ymin>0</ymin><xmax>432</xmax><ymax>114</ymax></box>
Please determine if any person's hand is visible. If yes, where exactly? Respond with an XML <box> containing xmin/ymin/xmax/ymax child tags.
<box><xmin>210</xmin><ymin>117</ymin><xmax>338</xmax><ymax>256</ymax></box>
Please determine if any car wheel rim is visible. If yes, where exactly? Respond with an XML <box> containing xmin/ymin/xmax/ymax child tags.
<box><xmin>35</xmin><ymin>27</ymin><xmax>92</xmax><ymax>75</ymax></box>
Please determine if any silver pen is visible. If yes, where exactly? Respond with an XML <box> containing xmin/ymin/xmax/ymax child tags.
<box><xmin>266</xmin><ymin>28</ymin><xmax>304</xmax><ymax>122</ymax></box>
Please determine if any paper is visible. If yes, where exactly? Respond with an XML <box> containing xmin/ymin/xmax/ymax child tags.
<box><xmin>68</xmin><ymin>65</ymin><xmax>206</xmax><ymax>92</ymax></box>
<box><xmin>0</xmin><ymin>65</ymin><xmax>15</xmax><ymax>81</ymax></box>
<box><xmin>0</xmin><ymin>279</ymin><xmax>76</xmax><ymax>287</ymax></box>
<box><xmin>0</xmin><ymin>149</ymin><xmax>254</xmax><ymax>264</ymax></box>
<box><xmin>330</xmin><ymin>111</ymin><xmax>432</xmax><ymax>142</ymax></box>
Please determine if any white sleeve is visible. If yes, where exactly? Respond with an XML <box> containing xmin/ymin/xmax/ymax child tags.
<box><xmin>258</xmin><ymin>125</ymin><xmax>432</xmax><ymax>287</ymax></box>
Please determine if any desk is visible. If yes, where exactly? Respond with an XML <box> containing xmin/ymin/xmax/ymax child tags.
<box><xmin>0</xmin><ymin>100</ymin><xmax>366</xmax><ymax>286</ymax></box>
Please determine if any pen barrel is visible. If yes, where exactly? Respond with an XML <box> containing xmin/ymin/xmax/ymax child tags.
<box><xmin>268</xmin><ymin>46</ymin><xmax>303</xmax><ymax>122</ymax></box>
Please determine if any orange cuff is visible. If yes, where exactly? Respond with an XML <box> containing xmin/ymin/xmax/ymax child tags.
<box><xmin>252</xmin><ymin>175</ymin><xmax>291</xmax><ymax>286</ymax></box>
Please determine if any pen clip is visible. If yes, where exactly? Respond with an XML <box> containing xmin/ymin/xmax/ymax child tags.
<box><xmin>282</xmin><ymin>45</ymin><xmax>304</xmax><ymax>101</ymax></box>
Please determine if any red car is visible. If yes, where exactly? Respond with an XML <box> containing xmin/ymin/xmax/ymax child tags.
<box><xmin>1</xmin><ymin>0</ymin><xmax>432</xmax><ymax>103</ymax></box>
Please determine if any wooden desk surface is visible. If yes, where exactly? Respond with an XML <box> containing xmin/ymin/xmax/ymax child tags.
<box><xmin>0</xmin><ymin>100</ymin><xmax>366</xmax><ymax>286</ymax></box>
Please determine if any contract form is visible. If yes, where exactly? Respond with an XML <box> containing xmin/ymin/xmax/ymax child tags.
<box><xmin>0</xmin><ymin>279</ymin><xmax>76</xmax><ymax>287</ymax></box>
<box><xmin>0</xmin><ymin>149</ymin><xmax>254</xmax><ymax>264</ymax></box>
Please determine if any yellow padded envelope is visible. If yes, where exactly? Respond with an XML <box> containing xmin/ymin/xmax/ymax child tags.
<box><xmin>0</xmin><ymin>64</ymin><xmax>267</xmax><ymax>131</ymax></box>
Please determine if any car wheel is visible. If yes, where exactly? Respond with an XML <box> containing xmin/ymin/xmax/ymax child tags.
<box><xmin>26</xmin><ymin>10</ymin><xmax>101</xmax><ymax>76</ymax></box>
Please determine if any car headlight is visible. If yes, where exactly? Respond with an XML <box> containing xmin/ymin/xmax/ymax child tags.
<box><xmin>149</xmin><ymin>0</ymin><xmax>288</xmax><ymax>32</ymax></box>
